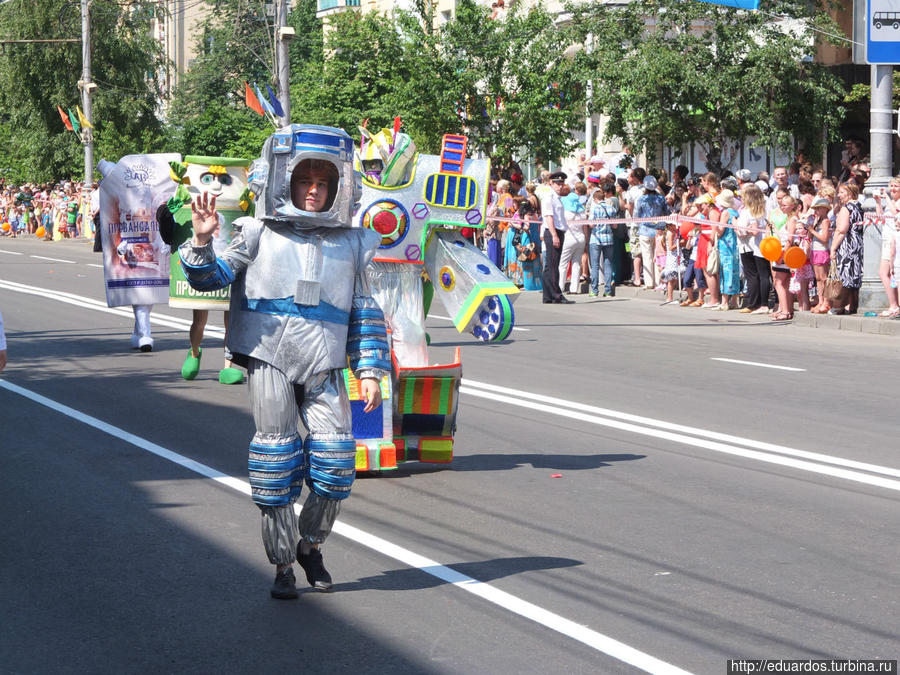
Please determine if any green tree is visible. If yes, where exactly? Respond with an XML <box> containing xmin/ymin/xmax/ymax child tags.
<box><xmin>568</xmin><ymin>0</ymin><xmax>847</xmax><ymax>173</ymax></box>
<box><xmin>0</xmin><ymin>0</ymin><xmax>165</xmax><ymax>182</ymax></box>
<box><xmin>166</xmin><ymin>0</ymin><xmax>323</xmax><ymax>157</ymax></box>
<box><xmin>293</xmin><ymin>1</ymin><xmax>584</xmax><ymax>170</ymax></box>
<box><xmin>290</xmin><ymin>7</ymin><xmax>461</xmax><ymax>154</ymax></box>
<box><xmin>165</xmin><ymin>0</ymin><xmax>276</xmax><ymax>156</ymax></box>
<box><xmin>435</xmin><ymin>0</ymin><xmax>585</xmax><ymax>169</ymax></box>
<box><xmin>290</xmin><ymin>10</ymin><xmax>405</xmax><ymax>139</ymax></box>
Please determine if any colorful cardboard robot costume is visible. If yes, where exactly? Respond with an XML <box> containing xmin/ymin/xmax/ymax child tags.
<box><xmin>178</xmin><ymin>125</ymin><xmax>389</xmax><ymax>593</ymax></box>
<box><xmin>350</xmin><ymin>124</ymin><xmax>519</xmax><ymax>472</ymax></box>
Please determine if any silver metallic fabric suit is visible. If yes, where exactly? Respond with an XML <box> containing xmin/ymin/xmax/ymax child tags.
<box><xmin>179</xmin><ymin>124</ymin><xmax>390</xmax><ymax>565</ymax></box>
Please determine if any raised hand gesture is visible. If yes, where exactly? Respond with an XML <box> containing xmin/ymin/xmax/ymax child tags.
<box><xmin>190</xmin><ymin>191</ymin><xmax>218</xmax><ymax>245</ymax></box>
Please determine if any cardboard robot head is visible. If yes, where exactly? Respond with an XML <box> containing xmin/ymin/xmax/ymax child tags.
<box><xmin>356</xmin><ymin>127</ymin><xmax>417</xmax><ymax>187</ymax></box>
<box><xmin>248</xmin><ymin>124</ymin><xmax>361</xmax><ymax>228</ymax></box>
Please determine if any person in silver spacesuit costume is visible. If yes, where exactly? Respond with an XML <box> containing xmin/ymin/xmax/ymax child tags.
<box><xmin>179</xmin><ymin>125</ymin><xmax>390</xmax><ymax>599</ymax></box>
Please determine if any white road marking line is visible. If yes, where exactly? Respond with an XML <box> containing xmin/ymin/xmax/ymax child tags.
<box><xmin>427</xmin><ymin>312</ymin><xmax>530</xmax><ymax>332</ymax></box>
<box><xmin>0</xmin><ymin>249</ymin><xmax>23</xmax><ymax>255</ymax></box>
<box><xmin>338</xmin><ymin>521</ymin><xmax>691</xmax><ymax>675</ymax></box>
<box><xmin>0</xmin><ymin>278</ymin><xmax>225</xmax><ymax>337</ymax></box>
<box><xmin>462</xmin><ymin>380</ymin><xmax>900</xmax><ymax>479</ymax></box>
<box><xmin>460</xmin><ymin>383</ymin><xmax>900</xmax><ymax>492</ymax></box>
<box><xmin>85</xmin><ymin>263</ymin><xmax>104</xmax><ymax>268</ymax></box>
<box><xmin>29</xmin><ymin>255</ymin><xmax>76</xmax><ymax>264</ymax></box>
<box><xmin>6</xmin><ymin>279</ymin><xmax>897</xmax><ymax>488</ymax></box>
<box><xmin>0</xmin><ymin>378</ymin><xmax>693</xmax><ymax>675</ymax></box>
<box><xmin>710</xmin><ymin>357</ymin><xmax>805</xmax><ymax>372</ymax></box>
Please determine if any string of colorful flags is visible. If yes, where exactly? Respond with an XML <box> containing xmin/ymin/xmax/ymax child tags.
<box><xmin>244</xmin><ymin>81</ymin><xmax>284</xmax><ymax>127</ymax></box>
<box><xmin>56</xmin><ymin>105</ymin><xmax>93</xmax><ymax>140</ymax></box>
<box><xmin>55</xmin><ymin>82</ymin><xmax>285</xmax><ymax>136</ymax></box>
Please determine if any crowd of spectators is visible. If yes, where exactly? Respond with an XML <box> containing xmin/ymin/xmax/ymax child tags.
<box><xmin>6</xmin><ymin>141</ymin><xmax>893</xmax><ymax>321</ymax></box>
<box><xmin>0</xmin><ymin>180</ymin><xmax>97</xmax><ymax>241</ymax></box>
<box><xmin>485</xmin><ymin>139</ymin><xmax>897</xmax><ymax>319</ymax></box>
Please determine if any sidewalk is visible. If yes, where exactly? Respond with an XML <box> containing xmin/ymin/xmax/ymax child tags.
<box><xmin>590</xmin><ymin>283</ymin><xmax>900</xmax><ymax>337</ymax></box>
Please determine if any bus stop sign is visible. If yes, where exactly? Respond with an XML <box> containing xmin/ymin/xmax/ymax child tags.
<box><xmin>867</xmin><ymin>0</ymin><xmax>900</xmax><ymax>63</ymax></box>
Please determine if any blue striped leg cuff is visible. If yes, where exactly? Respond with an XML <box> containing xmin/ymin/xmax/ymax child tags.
<box><xmin>248</xmin><ymin>437</ymin><xmax>304</xmax><ymax>506</ymax></box>
<box><xmin>305</xmin><ymin>437</ymin><xmax>356</xmax><ymax>501</ymax></box>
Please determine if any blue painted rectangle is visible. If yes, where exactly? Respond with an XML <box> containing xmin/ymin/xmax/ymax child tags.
<box><xmin>294</xmin><ymin>145</ymin><xmax>341</xmax><ymax>156</ymax></box>
<box><xmin>294</xmin><ymin>131</ymin><xmax>344</xmax><ymax>147</ymax></box>
<box><xmin>868</xmin><ymin>0</ymin><xmax>900</xmax><ymax>64</ymax></box>
<box><xmin>350</xmin><ymin>399</ymin><xmax>384</xmax><ymax>438</ymax></box>
<box><xmin>293</xmin><ymin>131</ymin><xmax>353</xmax><ymax>159</ymax></box>
<box><xmin>446</xmin><ymin>175</ymin><xmax>458</xmax><ymax>202</ymax></box>
<box><xmin>425</xmin><ymin>173</ymin><xmax>477</xmax><ymax>208</ymax></box>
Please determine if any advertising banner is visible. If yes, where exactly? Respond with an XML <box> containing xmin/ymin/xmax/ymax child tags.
<box><xmin>98</xmin><ymin>153</ymin><xmax>179</xmax><ymax>307</ymax></box>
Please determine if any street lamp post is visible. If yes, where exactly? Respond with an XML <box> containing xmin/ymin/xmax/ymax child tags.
<box><xmin>274</xmin><ymin>0</ymin><xmax>293</xmax><ymax>127</ymax></box>
<box><xmin>80</xmin><ymin>0</ymin><xmax>95</xmax><ymax>186</ymax></box>
<box><xmin>860</xmin><ymin>64</ymin><xmax>894</xmax><ymax>309</ymax></box>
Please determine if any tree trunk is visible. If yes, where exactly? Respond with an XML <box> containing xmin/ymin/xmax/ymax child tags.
<box><xmin>704</xmin><ymin>143</ymin><xmax>723</xmax><ymax>177</ymax></box>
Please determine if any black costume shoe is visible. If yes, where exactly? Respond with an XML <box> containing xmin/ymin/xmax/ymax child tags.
<box><xmin>270</xmin><ymin>568</ymin><xmax>299</xmax><ymax>599</ymax></box>
<box><xmin>556</xmin><ymin>297</ymin><xmax>575</xmax><ymax>304</ymax></box>
<box><xmin>297</xmin><ymin>546</ymin><xmax>333</xmax><ymax>592</ymax></box>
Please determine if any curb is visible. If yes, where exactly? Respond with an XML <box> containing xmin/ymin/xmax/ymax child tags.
<box><xmin>590</xmin><ymin>283</ymin><xmax>900</xmax><ymax>337</ymax></box>
<box><xmin>791</xmin><ymin>311</ymin><xmax>900</xmax><ymax>336</ymax></box>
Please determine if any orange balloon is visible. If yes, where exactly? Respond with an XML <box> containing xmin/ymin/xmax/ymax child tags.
<box><xmin>35</xmin><ymin>226</ymin><xmax>46</xmax><ymax>239</ymax></box>
<box><xmin>783</xmin><ymin>245</ymin><xmax>807</xmax><ymax>269</ymax></box>
<box><xmin>760</xmin><ymin>236</ymin><xmax>783</xmax><ymax>263</ymax></box>
<box><xmin>0</xmin><ymin>222</ymin><xmax>9</xmax><ymax>232</ymax></box>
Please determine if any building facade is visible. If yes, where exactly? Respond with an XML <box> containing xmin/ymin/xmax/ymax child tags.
<box><xmin>152</xmin><ymin>0</ymin><xmax>211</xmax><ymax>103</ymax></box>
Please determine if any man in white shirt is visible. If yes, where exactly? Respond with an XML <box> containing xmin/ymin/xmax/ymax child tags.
<box><xmin>624</xmin><ymin>167</ymin><xmax>646</xmax><ymax>217</ymax></box>
<box><xmin>540</xmin><ymin>171</ymin><xmax>575</xmax><ymax>304</ymax></box>
<box><xmin>624</xmin><ymin>167</ymin><xmax>647</xmax><ymax>285</ymax></box>
<box><xmin>766</xmin><ymin>166</ymin><xmax>799</xmax><ymax>214</ymax></box>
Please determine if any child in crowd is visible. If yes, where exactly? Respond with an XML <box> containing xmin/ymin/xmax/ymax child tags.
<box><xmin>659</xmin><ymin>221</ymin><xmax>681</xmax><ymax>304</ymax></box>
<box><xmin>654</xmin><ymin>226</ymin><xmax>667</xmax><ymax>290</ymax></box>
<box><xmin>807</xmin><ymin>196</ymin><xmax>833</xmax><ymax>314</ymax></box>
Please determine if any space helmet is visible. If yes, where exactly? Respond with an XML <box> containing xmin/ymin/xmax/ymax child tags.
<box><xmin>248</xmin><ymin>124</ymin><xmax>361</xmax><ymax>229</ymax></box>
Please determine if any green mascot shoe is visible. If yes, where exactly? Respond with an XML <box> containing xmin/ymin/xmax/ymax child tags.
<box><xmin>219</xmin><ymin>367</ymin><xmax>244</xmax><ymax>385</ymax></box>
<box><xmin>181</xmin><ymin>348</ymin><xmax>202</xmax><ymax>380</ymax></box>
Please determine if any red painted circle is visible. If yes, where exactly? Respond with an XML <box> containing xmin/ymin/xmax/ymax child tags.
<box><xmin>372</xmin><ymin>209</ymin><xmax>399</xmax><ymax>236</ymax></box>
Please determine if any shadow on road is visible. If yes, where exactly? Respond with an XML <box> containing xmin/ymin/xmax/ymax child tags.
<box><xmin>451</xmin><ymin>452</ymin><xmax>645</xmax><ymax>472</ymax></box>
<box><xmin>332</xmin><ymin>555</ymin><xmax>582</xmax><ymax>593</ymax></box>
<box><xmin>358</xmin><ymin>453</ymin><xmax>644</xmax><ymax>477</ymax></box>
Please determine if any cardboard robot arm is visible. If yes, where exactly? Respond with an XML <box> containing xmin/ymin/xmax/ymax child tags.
<box><xmin>423</xmin><ymin>229</ymin><xmax>519</xmax><ymax>342</ymax></box>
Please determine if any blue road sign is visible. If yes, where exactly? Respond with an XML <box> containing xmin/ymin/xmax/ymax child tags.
<box><xmin>868</xmin><ymin>0</ymin><xmax>900</xmax><ymax>63</ymax></box>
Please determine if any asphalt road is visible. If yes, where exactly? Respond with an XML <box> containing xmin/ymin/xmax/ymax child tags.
<box><xmin>1</xmin><ymin>236</ymin><xmax>898</xmax><ymax>675</ymax></box>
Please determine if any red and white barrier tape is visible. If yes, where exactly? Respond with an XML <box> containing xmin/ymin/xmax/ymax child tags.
<box><xmin>485</xmin><ymin>210</ymin><xmax>895</xmax><ymax>233</ymax></box>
